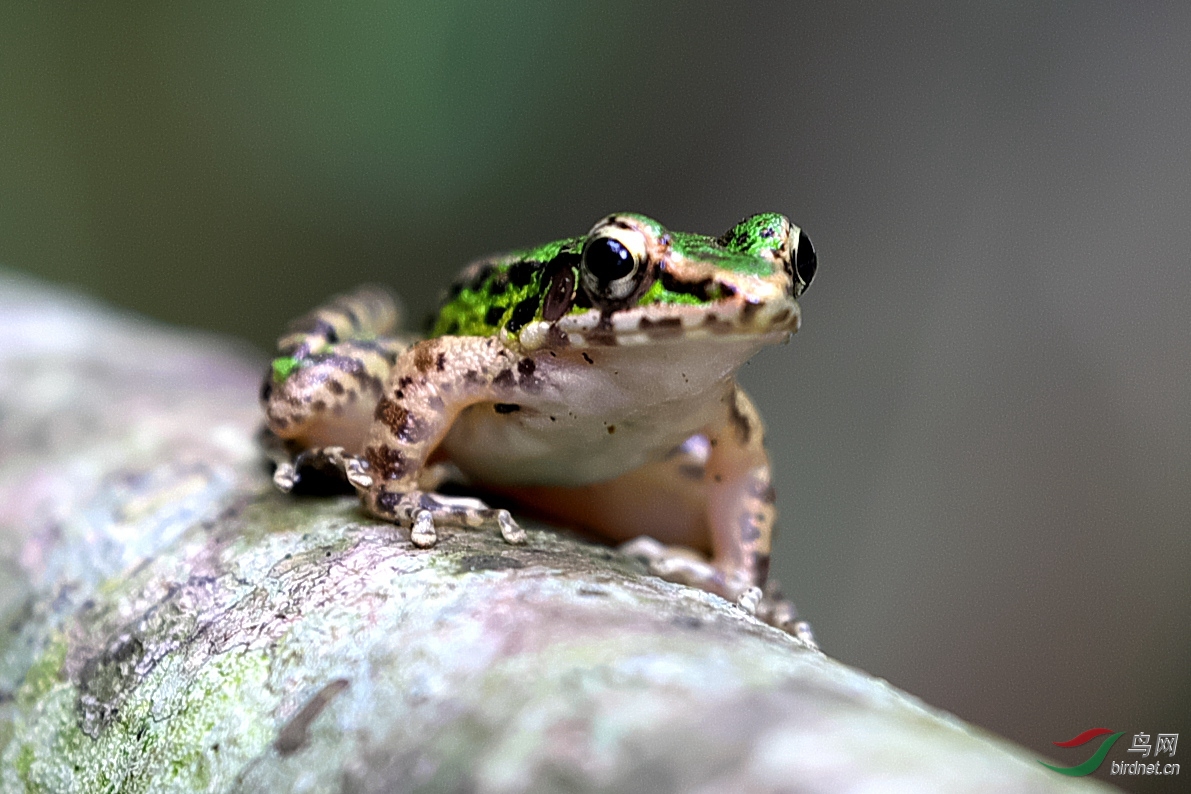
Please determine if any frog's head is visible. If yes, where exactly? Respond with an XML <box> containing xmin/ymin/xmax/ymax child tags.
<box><xmin>522</xmin><ymin>212</ymin><xmax>815</xmax><ymax>348</ymax></box>
<box><xmin>431</xmin><ymin>212</ymin><xmax>815</xmax><ymax>350</ymax></box>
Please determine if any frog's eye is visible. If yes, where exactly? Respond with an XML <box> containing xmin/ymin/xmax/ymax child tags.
<box><xmin>580</xmin><ymin>223</ymin><xmax>650</xmax><ymax>304</ymax></box>
<box><xmin>791</xmin><ymin>227</ymin><xmax>817</xmax><ymax>297</ymax></box>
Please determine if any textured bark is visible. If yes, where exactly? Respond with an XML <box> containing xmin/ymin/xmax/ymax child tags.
<box><xmin>0</xmin><ymin>271</ymin><xmax>1116</xmax><ymax>793</ymax></box>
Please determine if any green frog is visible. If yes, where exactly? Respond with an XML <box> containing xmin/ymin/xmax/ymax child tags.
<box><xmin>260</xmin><ymin>212</ymin><xmax>818</xmax><ymax>644</ymax></box>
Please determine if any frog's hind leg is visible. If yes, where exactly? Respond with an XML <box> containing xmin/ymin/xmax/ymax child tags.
<box><xmin>262</xmin><ymin>286</ymin><xmax>411</xmax><ymax>487</ymax></box>
<box><xmin>501</xmin><ymin>388</ymin><xmax>816</xmax><ymax>645</ymax></box>
<box><xmin>276</xmin><ymin>285</ymin><xmax>402</xmax><ymax>358</ymax></box>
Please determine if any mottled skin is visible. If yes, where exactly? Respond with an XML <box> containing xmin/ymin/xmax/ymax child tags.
<box><xmin>261</xmin><ymin>212</ymin><xmax>818</xmax><ymax>641</ymax></box>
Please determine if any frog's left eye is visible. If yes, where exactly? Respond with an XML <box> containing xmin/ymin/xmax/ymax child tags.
<box><xmin>580</xmin><ymin>221</ymin><xmax>651</xmax><ymax>305</ymax></box>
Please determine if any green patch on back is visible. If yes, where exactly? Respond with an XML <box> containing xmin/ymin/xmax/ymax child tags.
<box><xmin>271</xmin><ymin>356</ymin><xmax>301</xmax><ymax>383</ymax></box>
<box><xmin>430</xmin><ymin>238</ymin><xmax>581</xmax><ymax>337</ymax></box>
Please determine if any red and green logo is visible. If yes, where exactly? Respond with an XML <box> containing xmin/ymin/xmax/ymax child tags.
<box><xmin>1040</xmin><ymin>728</ymin><xmax>1125</xmax><ymax>776</ymax></box>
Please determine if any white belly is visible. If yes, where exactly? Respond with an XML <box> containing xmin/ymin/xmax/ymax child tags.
<box><xmin>439</xmin><ymin>337</ymin><xmax>766</xmax><ymax>486</ymax></box>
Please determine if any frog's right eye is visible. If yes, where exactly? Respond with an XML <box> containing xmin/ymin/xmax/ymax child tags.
<box><xmin>581</xmin><ymin>223</ymin><xmax>649</xmax><ymax>305</ymax></box>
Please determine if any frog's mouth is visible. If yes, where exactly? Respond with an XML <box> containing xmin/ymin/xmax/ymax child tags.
<box><xmin>540</xmin><ymin>292</ymin><xmax>800</xmax><ymax>347</ymax></box>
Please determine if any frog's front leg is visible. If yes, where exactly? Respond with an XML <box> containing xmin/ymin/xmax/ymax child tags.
<box><xmin>355</xmin><ymin>336</ymin><xmax>528</xmax><ymax>547</ymax></box>
<box><xmin>627</xmin><ymin>385</ymin><xmax>815</xmax><ymax>644</ymax></box>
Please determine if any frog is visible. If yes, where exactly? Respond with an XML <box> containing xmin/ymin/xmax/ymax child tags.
<box><xmin>260</xmin><ymin>212</ymin><xmax>818</xmax><ymax>645</ymax></box>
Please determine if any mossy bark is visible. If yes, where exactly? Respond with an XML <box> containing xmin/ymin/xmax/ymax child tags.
<box><xmin>0</xmin><ymin>272</ymin><xmax>1117</xmax><ymax>793</ymax></box>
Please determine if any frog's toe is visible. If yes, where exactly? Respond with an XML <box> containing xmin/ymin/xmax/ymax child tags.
<box><xmin>272</xmin><ymin>462</ymin><xmax>298</xmax><ymax>493</ymax></box>
<box><xmin>495</xmin><ymin>509</ymin><xmax>526</xmax><ymax>545</ymax></box>
<box><xmin>757</xmin><ymin>593</ymin><xmax>819</xmax><ymax>650</ymax></box>
<box><xmin>410</xmin><ymin>509</ymin><xmax>438</xmax><ymax>548</ymax></box>
<box><xmin>389</xmin><ymin>492</ymin><xmax>526</xmax><ymax>546</ymax></box>
<box><xmin>619</xmin><ymin>536</ymin><xmax>724</xmax><ymax>592</ymax></box>
<box><xmin>736</xmin><ymin>586</ymin><xmax>763</xmax><ymax>615</ymax></box>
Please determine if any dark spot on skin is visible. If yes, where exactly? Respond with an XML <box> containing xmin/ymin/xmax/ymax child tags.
<box><xmin>701</xmin><ymin>314</ymin><xmax>736</xmax><ymax>334</ymax></box>
<box><xmin>494</xmin><ymin>403</ymin><xmax>521</xmax><ymax>414</ymax></box>
<box><xmin>506</xmin><ymin>296</ymin><xmax>540</xmax><ymax>334</ymax></box>
<box><xmin>493</xmin><ymin>369</ymin><xmax>516</xmax><ymax>388</ymax></box>
<box><xmin>345</xmin><ymin>366</ymin><xmax>383</xmax><ymax>395</ymax></box>
<box><xmin>427</xmin><ymin>395</ymin><xmax>444</xmax><ymax>410</ymax></box>
<box><xmin>376</xmin><ymin>491</ymin><xmax>401</xmax><ymax>515</ymax></box>
<box><xmin>325</xmin><ymin>328</ymin><xmax>339</xmax><ymax>344</ymax></box>
<box><xmin>328</xmin><ymin>380</ymin><xmax>345</xmax><ymax>396</ymax></box>
<box><xmin>374</xmin><ymin>398</ymin><xmax>408</xmax><ymax>433</ymax></box>
<box><xmin>435</xmin><ymin>352</ymin><xmax>446</xmax><ymax>371</ymax></box>
<box><xmin>396</xmin><ymin>411</ymin><xmax>431</xmax><ymax>444</ymax></box>
<box><xmin>672</xmin><ymin>615</ymin><xmax>704</xmax><ymax>630</ymax></box>
<box><xmin>714</xmin><ymin>474</ymin><xmax>722</xmax><ymax>482</ymax></box>
<box><xmin>457</xmin><ymin>554</ymin><xmax>525</xmax><ymax>572</ymax></box>
<box><xmin>740</xmin><ymin>301</ymin><xmax>761</xmax><ymax>324</ymax></box>
<box><xmin>487</xmin><ymin>273</ymin><xmax>509</xmax><ymax>297</ymax></box>
<box><xmin>639</xmin><ymin>316</ymin><xmax>683</xmax><ymax>339</ymax></box>
<box><xmin>312</xmin><ymin>400</ymin><xmax>326</xmax><ymax>412</ymax></box>
<box><xmin>739</xmin><ymin>515</ymin><xmax>761</xmax><ymax>542</ymax></box>
<box><xmin>398</xmin><ymin>376</ymin><xmax>413</xmax><ymax>389</ymax></box>
<box><xmin>463</xmin><ymin>369</ymin><xmax>483</xmax><ymax>385</ymax></box>
<box><xmin>287</xmin><ymin>316</ymin><xmax>333</xmax><ymax>337</ymax></box>
<box><xmin>485</xmin><ymin>305</ymin><xmax>506</xmax><ymax>326</ymax></box>
<box><xmin>365</xmin><ymin>446</ymin><xmax>407</xmax><ymax>480</ymax></box>
<box><xmin>607</xmin><ymin>425</ymin><xmax>616</xmax><ymax>434</ymax></box>
<box><xmin>413</xmin><ymin>344</ymin><xmax>436</xmax><ymax>373</ymax></box>
<box><xmin>275</xmin><ymin>679</ymin><xmax>350</xmax><ymax>756</ymax></box>
<box><xmin>582</xmin><ymin>352</ymin><xmax>594</xmax><ymax>364</ymax></box>
<box><xmin>728</xmin><ymin>395</ymin><xmax>752</xmax><ymax>443</ymax></box>
<box><xmin>753</xmin><ymin>553</ymin><xmax>771</xmax><ymax>585</ymax></box>
<box><xmin>508</xmin><ymin>260</ymin><xmax>541</xmax><ymax>287</ymax></box>
<box><xmin>517</xmin><ymin>358</ymin><xmax>536</xmax><ymax>377</ymax></box>
<box><xmin>260</xmin><ymin>379</ymin><xmax>273</xmax><ymax>402</ymax></box>
<box><xmin>677</xmin><ymin>464</ymin><xmax>704</xmax><ymax>481</ymax></box>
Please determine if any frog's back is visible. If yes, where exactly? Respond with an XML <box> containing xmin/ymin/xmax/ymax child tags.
<box><xmin>430</xmin><ymin>237</ymin><xmax>582</xmax><ymax>338</ymax></box>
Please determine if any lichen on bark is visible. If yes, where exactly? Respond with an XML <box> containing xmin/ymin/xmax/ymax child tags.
<box><xmin>0</xmin><ymin>271</ymin><xmax>1116</xmax><ymax>793</ymax></box>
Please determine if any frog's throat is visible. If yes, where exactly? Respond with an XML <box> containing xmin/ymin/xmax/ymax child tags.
<box><xmin>522</xmin><ymin>295</ymin><xmax>800</xmax><ymax>348</ymax></box>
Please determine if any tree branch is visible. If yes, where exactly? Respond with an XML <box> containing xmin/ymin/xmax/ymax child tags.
<box><xmin>0</xmin><ymin>271</ymin><xmax>1115</xmax><ymax>792</ymax></box>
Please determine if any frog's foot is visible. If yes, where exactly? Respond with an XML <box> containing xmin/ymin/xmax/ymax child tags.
<box><xmin>367</xmin><ymin>489</ymin><xmax>526</xmax><ymax>548</ymax></box>
<box><xmin>619</xmin><ymin>536</ymin><xmax>747</xmax><ymax>601</ymax></box>
<box><xmin>271</xmin><ymin>446</ymin><xmax>370</xmax><ymax>493</ymax></box>
<box><xmin>621</xmin><ymin>536</ymin><xmax>818</xmax><ymax>648</ymax></box>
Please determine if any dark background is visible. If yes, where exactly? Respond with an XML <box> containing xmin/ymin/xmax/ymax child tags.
<box><xmin>3</xmin><ymin>3</ymin><xmax>1188</xmax><ymax>789</ymax></box>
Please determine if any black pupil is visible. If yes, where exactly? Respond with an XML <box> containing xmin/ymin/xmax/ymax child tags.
<box><xmin>795</xmin><ymin>229</ymin><xmax>817</xmax><ymax>289</ymax></box>
<box><xmin>584</xmin><ymin>237</ymin><xmax>635</xmax><ymax>283</ymax></box>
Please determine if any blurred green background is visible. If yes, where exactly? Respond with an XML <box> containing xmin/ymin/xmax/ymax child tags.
<box><xmin>3</xmin><ymin>2</ymin><xmax>1188</xmax><ymax>789</ymax></box>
